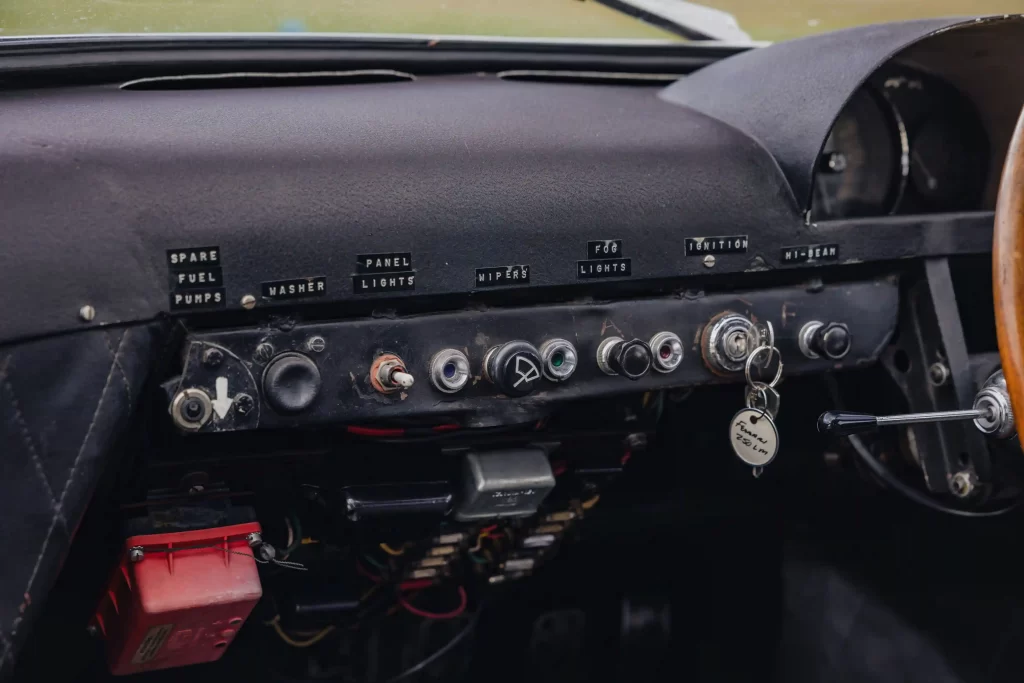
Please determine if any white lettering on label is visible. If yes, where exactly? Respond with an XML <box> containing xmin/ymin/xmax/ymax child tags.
<box><xmin>170</xmin><ymin>249</ymin><xmax>219</xmax><ymax>265</ymax></box>
<box><xmin>173</xmin><ymin>291</ymin><xmax>223</xmax><ymax>306</ymax></box>
<box><xmin>366</xmin><ymin>256</ymin><xmax>411</xmax><ymax>269</ymax></box>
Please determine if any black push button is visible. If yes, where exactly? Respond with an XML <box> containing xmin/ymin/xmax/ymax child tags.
<box><xmin>485</xmin><ymin>341</ymin><xmax>543</xmax><ymax>397</ymax></box>
<box><xmin>811</xmin><ymin>322</ymin><xmax>851</xmax><ymax>360</ymax></box>
<box><xmin>263</xmin><ymin>352</ymin><xmax>321</xmax><ymax>413</ymax></box>
<box><xmin>608</xmin><ymin>339</ymin><xmax>653</xmax><ymax>380</ymax></box>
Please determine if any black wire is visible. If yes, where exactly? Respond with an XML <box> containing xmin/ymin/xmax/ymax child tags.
<box><xmin>845</xmin><ymin>432</ymin><xmax>1021</xmax><ymax>518</ymax></box>
<box><xmin>383</xmin><ymin>608</ymin><xmax>482</xmax><ymax>683</ymax></box>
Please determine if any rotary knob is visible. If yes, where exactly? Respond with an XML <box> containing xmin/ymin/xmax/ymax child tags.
<box><xmin>597</xmin><ymin>337</ymin><xmax>652</xmax><ymax>380</ymax></box>
<box><xmin>484</xmin><ymin>341</ymin><xmax>543</xmax><ymax>397</ymax></box>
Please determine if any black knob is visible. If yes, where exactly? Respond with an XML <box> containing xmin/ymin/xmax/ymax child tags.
<box><xmin>817</xmin><ymin>411</ymin><xmax>877</xmax><ymax>435</ymax></box>
<box><xmin>263</xmin><ymin>352</ymin><xmax>321</xmax><ymax>413</ymax></box>
<box><xmin>810</xmin><ymin>322</ymin><xmax>851</xmax><ymax>360</ymax></box>
<box><xmin>485</xmin><ymin>341</ymin><xmax>543</xmax><ymax>397</ymax></box>
<box><xmin>600</xmin><ymin>338</ymin><xmax>653</xmax><ymax>380</ymax></box>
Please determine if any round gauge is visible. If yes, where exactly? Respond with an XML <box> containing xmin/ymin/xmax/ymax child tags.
<box><xmin>909</xmin><ymin>116</ymin><xmax>986</xmax><ymax>212</ymax></box>
<box><xmin>811</xmin><ymin>87</ymin><xmax>904</xmax><ymax>221</ymax></box>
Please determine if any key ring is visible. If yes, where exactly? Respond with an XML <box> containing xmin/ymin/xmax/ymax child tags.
<box><xmin>757</xmin><ymin>320</ymin><xmax>775</xmax><ymax>351</ymax></box>
<box><xmin>745</xmin><ymin>345</ymin><xmax>783</xmax><ymax>388</ymax></box>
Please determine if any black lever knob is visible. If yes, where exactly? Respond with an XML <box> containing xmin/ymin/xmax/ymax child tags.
<box><xmin>818</xmin><ymin>408</ymin><xmax>988</xmax><ymax>436</ymax></box>
<box><xmin>817</xmin><ymin>411</ymin><xmax>877</xmax><ymax>435</ymax></box>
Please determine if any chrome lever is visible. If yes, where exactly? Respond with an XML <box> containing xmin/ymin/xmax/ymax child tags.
<box><xmin>817</xmin><ymin>408</ymin><xmax>988</xmax><ymax>436</ymax></box>
<box><xmin>818</xmin><ymin>370</ymin><xmax>1016</xmax><ymax>439</ymax></box>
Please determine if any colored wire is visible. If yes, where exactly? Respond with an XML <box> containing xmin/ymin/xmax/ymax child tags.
<box><xmin>379</xmin><ymin>543</ymin><xmax>405</xmax><ymax>556</ymax></box>
<box><xmin>362</xmin><ymin>553</ymin><xmax>387</xmax><ymax>572</ymax></box>
<box><xmin>347</xmin><ymin>425</ymin><xmax>405</xmax><ymax>437</ymax></box>
<box><xmin>267</xmin><ymin>616</ymin><xmax>336</xmax><ymax>649</ymax></box>
<box><xmin>398</xmin><ymin>586</ymin><xmax>468</xmax><ymax>620</ymax></box>
<box><xmin>356</xmin><ymin>560</ymin><xmax>383</xmax><ymax>583</ymax></box>
<box><xmin>582</xmin><ymin>495</ymin><xmax>600</xmax><ymax>510</ymax></box>
<box><xmin>384</xmin><ymin>607</ymin><xmax>482</xmax><ymax>683</ymax></box>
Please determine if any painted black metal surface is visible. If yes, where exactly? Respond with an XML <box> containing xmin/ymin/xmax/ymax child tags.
<box><xmin>659</xmin><ymin>15</ymin><xmax>1023</xmax><ymax>211</ymax></box>
<box><xmin>177</xmin><ymin>278</ymin><xmax>899</xmax><ymax>432</ymax></box>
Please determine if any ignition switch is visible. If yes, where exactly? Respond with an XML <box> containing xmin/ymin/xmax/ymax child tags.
<box><xmin>701</xmin><ymin>312</ymin><xmax>758</xmax><ymax>374</ymax></box>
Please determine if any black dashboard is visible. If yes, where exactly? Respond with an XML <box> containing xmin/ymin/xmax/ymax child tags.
<box><xmin>3</xmin><ymin>15</ymin><xmax>1024</xmax><ymax>678</ymax></box>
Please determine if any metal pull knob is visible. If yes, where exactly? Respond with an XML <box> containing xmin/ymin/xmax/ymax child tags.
<box><xmin>818</xmin><ymin>408</ymin><xmax>988</xmax><ymax>436</ymax></box>
<box><xmin>818</xmin><ymin>370</ymin><xmax>1015</xmax><ymax>439</ymax></box>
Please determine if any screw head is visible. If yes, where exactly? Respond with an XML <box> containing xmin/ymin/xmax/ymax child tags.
<box><xmin>129</xmin><ymin>547</ymin><xmax>145</xmax><ymax>563</ymax></box>
<box><xmin>928</xmin><ymin>362</ymin><xmax>950</xmax><ymax>387</ymax></box>
<box><xmin>703</xmin><ymin>255</ymin><xmax>716</xmax><ymax>269</ymax></box>
<box><xmin>235</xmin><ymin>393</ymin><xmax>255</xmax><ymax>415</ymax></box>
<box><xmin>86</xmin><ymin>624</ymin><xmax>100</xmax><ymax>637</ymax></box>
<box><xmin>307</xmin><ymin>336</ymin><xmax>326</xmax><ymax>353</ymax></box>
<box><xmin>246</xmin><ymin>532</ymin><xmax>263</xmax><ymax>547</ymax></box>
<box><xmin>79</xmin><ymin>305</ymin><xmax>96</xmax><ymax>322</ymax></box>
<box><xmin>241</xmin><ymin>294</ymin><xmax>257</xmax><ymax>310</ymax></box>
<box><xmin>202</xmin><ymin>348</ymin><xmax>225</xmax><ymax>368</ymax></box>
<box><xmin>950</xmin><ymin>470</ymin><xmax>977</xmax><ymax>498</ymax></box>
<box><xmin>188</xmin><ymin>484</ymin><xmax>205</xmax><ymax>494</ymax></box>
<box><xmin>254</xmin><ymin>343</ymin><xmax>275</xmax><ymax>363</ymax></box>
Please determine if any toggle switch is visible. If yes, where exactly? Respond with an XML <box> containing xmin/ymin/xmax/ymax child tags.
<box><xmin>371</xmin><ymin>354</ymin><xmax>415</xmax><ymax>394</ymax></box>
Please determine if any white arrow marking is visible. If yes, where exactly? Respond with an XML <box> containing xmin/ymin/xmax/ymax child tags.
<box><xmin>212</xmin><ymin>376</ymin><xmax>233</xmax><ymax>419</ymax></box>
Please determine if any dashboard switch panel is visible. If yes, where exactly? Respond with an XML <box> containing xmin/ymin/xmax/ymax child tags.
<box><xmin>172</xmin><ymin>277</ymin><xmax>898</xmax><ymax>433</ymax></box>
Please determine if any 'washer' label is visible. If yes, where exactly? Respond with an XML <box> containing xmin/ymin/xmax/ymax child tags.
<box><xmin>261</xmin><ymin>276</ymin><xmax>327</xmax><ymax>300</ymax></box>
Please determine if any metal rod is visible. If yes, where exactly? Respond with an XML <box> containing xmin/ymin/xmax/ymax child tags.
<box><xmin>875</xmin><ymin>408</ymin><xmax>986</xmax><ymax>427</ymax></box>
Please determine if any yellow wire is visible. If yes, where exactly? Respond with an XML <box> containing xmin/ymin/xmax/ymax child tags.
<box><xmin>470</xmin><ymin>531</ymin><xmax>489</xmax><ymax>553</ymax></box>
<box><xmin>379</xmin><ymin>542</ymin><xmax>404</xmax><ymax>556</ymax></box>
<box><xmin>582</xmin><ymin>495</ymin><xmax>600</xmax><ymax>510</ymax></box>
<box><xmin>266</xmin><ymin>616</ymin><xmax>336</xmax><ymax>648</ymax></box>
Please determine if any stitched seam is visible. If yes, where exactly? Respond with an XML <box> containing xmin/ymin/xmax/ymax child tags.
<box><xmin>6</xmin><ymin>330</ymin><xmax>128</xmax><ymax>647</ymax></box>
<box><xmin>0</xmin><ymin>357</ymin><xmax>67</xmax><ymax>533</ymax></box>
<box><xmin>104</xmin><ymin>331</ymin><xmax>133</xmax><ymax>414</ymax></box>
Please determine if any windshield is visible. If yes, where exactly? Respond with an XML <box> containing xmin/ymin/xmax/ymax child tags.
<box><xmin>0</xmin><ymin>0</ymin><xmax>1021</xmax><ymax>42</ymax></box>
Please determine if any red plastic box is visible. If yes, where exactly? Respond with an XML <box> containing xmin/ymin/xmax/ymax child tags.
<box><xmin>92</xmin><ymin>522</ymin><xmax>264</xmax><ymax>675</ymax></box>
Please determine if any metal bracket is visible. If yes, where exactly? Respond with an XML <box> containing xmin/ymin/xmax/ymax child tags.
<box><xmin>881</xmin><ymin>258</ymin><xmax>991</xmax><ymax>492</ymax></box>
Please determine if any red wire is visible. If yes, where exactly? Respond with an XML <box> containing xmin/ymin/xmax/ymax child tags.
<box><xmin>431</xmin><ymin>424</ymin><xmax>460</xmax><ymax>432</ymax></box>
<box><xmin>621</xmin><ymin>450</ymin><xmax>632</xmax><ymax>466</ymax></box>
<box><xmin>398</xmin><ymin>586</ymin><xmax>468</xmax><ymax>620</ymax></box>
<box><xmin>480</xmin><ymin>524</ymin><xmax>498</xmax><ymax>535</ymax></box>
<box><xmin>398</xmin><ymin>579</ymin><xmax>434</xmax><ymax>591</ymax></box>
<box><xmin>347</xmin><ymin>425</ymin><xmax>406</xmax><ymax>437</ymax></box>
<box><xmin>551</xmin><ymin>461</ymin><xmax>568</xmax><ymax>476</ymax></box>
<box><xmin>356</xmin><ymin>561</ymin><xmax>380</xmax><ymax>581</ymax></box>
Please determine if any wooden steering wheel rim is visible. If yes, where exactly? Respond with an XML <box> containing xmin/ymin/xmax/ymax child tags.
<box><xmin>993</xmin><ymin>107</ymin><xmax>1024</xmax><ymax>449</ymax></box>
